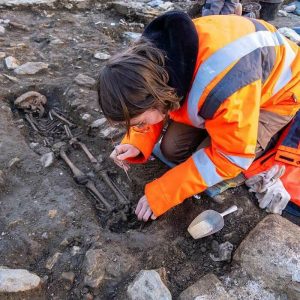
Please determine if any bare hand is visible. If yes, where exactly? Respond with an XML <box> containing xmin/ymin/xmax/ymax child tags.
<box><xmin>135</xmin><ymin>195</ymin><xmax>157</xmax><ymax>222</ymax></box>
<box><xmin>110</xmin><ymin>144</ymin><xmax>140</xmax><ymax>170</ymax></box>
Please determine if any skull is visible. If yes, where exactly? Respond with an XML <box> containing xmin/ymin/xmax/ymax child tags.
<box><xmin>14</xmin><ymin>91</ymin><xmax>47</xmax><ymax>117</ymax></box>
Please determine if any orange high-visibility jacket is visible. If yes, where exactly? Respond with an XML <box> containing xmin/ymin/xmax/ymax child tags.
<box><xmin>122</xmin><ymin>14</ymin><xmax>300</xmax><ymax>217</ymax></box>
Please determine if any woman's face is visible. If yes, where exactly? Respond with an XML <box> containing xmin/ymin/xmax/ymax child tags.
<box><xmin>130</xmin><ymin>109</ymin><xmax>166</xmax><ymax>128</ymax></box>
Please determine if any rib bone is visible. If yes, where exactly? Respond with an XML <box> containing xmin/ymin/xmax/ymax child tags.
<box><xmin>24</xmin><ymin>114</ymin><xmax>39</xmax><ymax>132</ymax></box>
<box><xmin>51</xmin><ymin>109</ymin><xmax>75</xmax><ymax>127</ymax></box>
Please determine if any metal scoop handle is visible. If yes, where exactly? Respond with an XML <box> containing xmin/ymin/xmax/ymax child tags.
<box><xmin>220</xmin><ymin>205</ymin><xmax>238</xmax><ymax>217</ymax></box>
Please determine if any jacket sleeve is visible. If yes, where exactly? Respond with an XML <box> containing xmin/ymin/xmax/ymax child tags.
<box><xmin>145</xmin><ymin>80</ymin><xmax>261</xmax><ymax>217</ymax></box>
<box><xmin>121</xmin><ymin>122</ymin><xmax>164</xmax><ymax>163</ymax></box>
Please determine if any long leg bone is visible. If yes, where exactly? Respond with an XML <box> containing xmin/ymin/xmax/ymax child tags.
<box><xmin>86</xmin><ymin>180</ymin><xmax>113</xmax><ymax>212</ymax></box>
<box><xmin>64</xmin><ymin>126</ymin><xmax>129</xmax><ymax>205</ymax></box>
<box><xmin>99</xmin><ymin>170</ymin><xmax>128</xmax><ymax>205</ymax></box>
<box><xmin>59</xmin><ymin>147</ymin><xmax>112</xmax><ymax>211</ymax></box>
<box><xmin>59</xmin><ymin>148</ymin><xmax>88</xmax><ymax>184</ymax></box>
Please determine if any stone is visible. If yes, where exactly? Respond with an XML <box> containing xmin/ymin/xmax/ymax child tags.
<box><xmin>0</xmin><ymin>52</ymin><xmax>6</xmax><ymax>59</ymax></box>
<box><xmin>278</xmin><ymin>10</ymin><xmax>288</xmax><ymax>17</ymax></box>
<box><xmin>40</xmin><ymin>152</ymin><xmax>54</xmax><ymax>168</ymax></box>
<box><xmin>94</xmin><ymin>52</ymin><xmax>111</xmax><ymax>60</ymax></box>
<box><xmin>224</xmin><ymin>271</ymin><xmax>281</xmax><ymax>300</ymax></box>
<box><xmin>14</xmin><ymin>62</ymin><xmax>48</xmax><ymax>75</ymax></box>
<box><xmin>29</xmin><ymin>142</ymin><xmax>39</xmax><ymax>149</ymax></box>
<box><xmin>234</xmin><ymin>215</ymin><xmax>300</xmax><ymax>294</ymax></box>
<box><xmin>71</xmin><ymin>246</ymin><xmax>81</xmax><ymax>256</ymax></box>
<box><xmin>90</xmin><ymin>118</ymin><xmax>106</xmax><ymax>129</ymax></box>
<box><xmin>293</xmin><ymin>270</ymin><xmax>300</xmax><ymax>283</ymax></box>
<box><xmin>5</xmin><ymin>56</ymin><xmax>20</xmax><ymax>70</ymax></box>
<box><xmin>0</xmin><ymin>169</ymin><xmax>5</xmax><ymax>189</ymax></box>
<box><xmin>0</xmin><ymin>25</ymin><xmax>5</xmax><ymax>35</ymax></box>
<box><xmin>61</xmin><ymin>272</ymin><xmax>75</xmax><ymax>283</ymax></box>
<box><xmin>8</xmin><ymin>157</ymin><xmax>21</xmax><ymax>168</ymax></box>
<box><xmin>158</xmin><ymin>1</ymin><xmax>174</xmax><ymax>11</ymax></box>
<box><xmin>0</xmin><ymin>267</ymin><xmax>41</xmax><ymax>292</ymax></box>
<box><xmin>123</xmin><ymin>32</ymin><xmax>142</xmax><ymax>42</ymax></box>
<box><xmin>99</xmin><ymin>127</ymin><xmax>120</xmax><ymax>139</ymax></box>
<box><xmin>48</xmin><ymin>209</ymin><xmax>57</xmax><ymax>218</ymax></box>
<box><xmin>50</xmin><ymin>38</ymin><xmax>64</xmax><ymax>45</ymax></box>
<box><xmin>74</xmin><ymin>73</ymin><xmax>96</xmax><ymax>88</ymax></box>
<box><xmin>81</xmin><ymin>113</ymin><xmax>91</xmax><ymax>121</ymax></box>
<box><xmin>0</xmin><ymin>0</ymin><xmax>55</xmax><ymax>6</ymax></box>
<box><xmin>127</xmin><ymin>270</ymin><xmax>172</xmax><ymax>300</ymax></box>
<box><xmin>147</xmin><ymin>0</ymin><xmax>163</xmax><ymax>8</ymax></box>
<box><xmin>84</xmin><ymin>249</ymin><xmax>106</xmax><ymax>288</ymax></box>
<box><xmin>209</xmin><ymin>241</ymin><xmax>233</xmax><ymax>262</ymax></box>
<box><xmin>179</xmin><ymin>273</ymin><xmax>230</xmax><ymax>300</ymax></box>
<box><xmin>46</xmin><ymin>252</ymin><xmax>62</xmax><ymax>270</ymax></box>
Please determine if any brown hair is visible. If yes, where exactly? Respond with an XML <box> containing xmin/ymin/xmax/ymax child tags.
<box><xmin>97</xmin><ymin>38</ymin><xmax>181</xmax><ymax>133</ymax></box>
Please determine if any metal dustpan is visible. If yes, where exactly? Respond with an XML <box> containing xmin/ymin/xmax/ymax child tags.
<box><xmin>188</xmin><ymin>205</ymin><xmax>238</xmax><ymax>239</ymax></box>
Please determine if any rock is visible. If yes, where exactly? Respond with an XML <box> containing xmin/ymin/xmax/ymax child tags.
<box><xmin>50</xmin><ymin>38</ymin><xmax>64</xmax><ymax>45</ymax></box>
<box><xmin>0</xmin><ymin>0</ymin><xmax>55</xmax><ymax>6</ymax></box>
<box><xmin>0</xmin><ymin>19</ymin><xmax>10</xmax><ymax>24</ymax></box>
<box><xmin>0</xmin><ymin>267</ymin><xmax>41</xmax><ymax>292</ymax></box>
<box><xmin>8</xmin><ymin>157</ymin><xmax>21</xmax><ymax>168</ymax></box>
<box><xmin>278</xmin><ymin>10</ymin><xmax>288</xmax><ymax>17</ymax></box>
<box><xmin>211</xmin><ymin>240</ymin><xmax>219</xmax><ymax>252</ymax></box>
<box><xmin>61</xmin><ymin>272</ymin><xmax>75</xmax><ymax>283</ymax></box>
<box><xmin>224</xmin><ymin>271</ymin><xmax>281</xmax><ymax>300</ymax></box>
<box><xmin>74</xmin><ymin>74</ymin><xmax>96</xmax><ymax>88</ymax></box>
<box><xmin>84</xmin><ymin>293</ymin><xmax>93</xmax><ymax>300</ymax></box>
<box><xmin>0</xmin><ymin>169</ymin><xmax>5</xmax><ymax>189</ymax></box>
<box><xmin>293</xmin><ymin>270</ymin><xmax>300</xmax><ymax>283</ymax></box>
<box><xmin>14</xmin><ymin>62</ymin><xmax>48</xmax><ymax>75</ymax></box>
<box><xmin>81</xmin><ymin>113</ymin><xmax>91</xmax><ymax>121</ymax></box>
<box><xmin>90</xmin><ymin>118</ymin><xmax>106</xmax><ymax>129</ymax></box>
<box><xmin>158</xmin><ymin>1</ymin><xmax>174</xmax><ymax>11</ymax></box>
<box><xmin>0</xmin><ymin>25</ymin><xmax>5</xmax><ymax>35</ymax></box>
<box><xmin>99</xmin><ymin>127</ymin><xmax>121</xmax><ymax>139</ymax></box>
<box><xmin>147</xmin><ymin>0</ymin><xmax>163</xmax><ymax>8</ymax></box>
<box><xmin>0</xmin><ymin>52</ymin><xmax>6</xmax><ymax>59</ymax></box>
<box><xmin>71</xmin><ymin>246</ymin><xmax>81</xmax><ymax>256</ymax></box>
<box><xmin>29</xmin><ymin>142</ymin><xmax>39</xmax><ymax>149</ymax></box>
<box><xmin>40</xmin><ymin>152</ymin><xmax>54</xmax><ymax>168</ymax></box>
<box><xmin>94</xmin><ymin>52</ymin><xmax>111</xmax><ymax>60</ymax></box>
<box><xmin>123</xmin><ymin>31</ymin><xmax>142</xmax><ymax>42</ymax></box>
<box><xmin>41</xmin><ymin>232</ymin><xmax>48</xmax><ymax>239</ymax></box>
<box><xmin>179</xmin><ymin>273</ymin><xmax>230</xmax><ymax>300</ymax></box>
<box><xmin>48</xmin><ymin>209</ymin><xmax>57</xmax><ymax>218</ymax></box>
<box><xmin>209</xmin><ymin>241</ymin><xmax>233</xmax><ymax>262</ymax></box>
<box><xmin>127</xmin><ymin>270</ymin><xmax>172</xmax><ymax>300</ymax></box>
<box><xmin>84</xmin><ymin>249</ymin><xmax>106</xmax><ymax>288</ymax></box>
<box><xmin>5</xmin><ymin>56</ymin><xmax>20</xmax><ymax>70</ymax></box>
<box><xmin>234</xmin><ymin>215</ymin><xmax>300</xmax><ymax>295</ymax></box>
<box><xmin>46</xmin><ymin>252</ymin><xmax>62</xmax><ymax>270</ymax></box>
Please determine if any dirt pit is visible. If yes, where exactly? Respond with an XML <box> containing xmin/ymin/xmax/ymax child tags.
<box><xmin>0</xmin><ymin>2</ymin><xmax>299</xmax><ymax>300</ymax></box>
